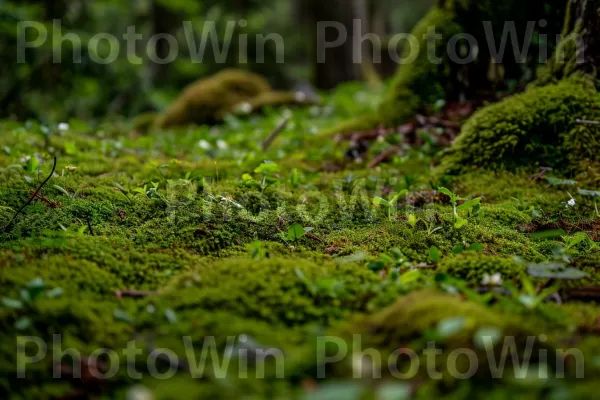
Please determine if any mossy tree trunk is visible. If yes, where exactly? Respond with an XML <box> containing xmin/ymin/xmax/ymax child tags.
<box><xmin>565</xmin><ymin>0</ymin><xmax>600</xmax><ymax>75</ymax></box>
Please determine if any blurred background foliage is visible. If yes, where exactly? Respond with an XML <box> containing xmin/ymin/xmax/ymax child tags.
<box><xmin>0</xmin><ymin>0</ymin><xmax>434</xmax><ymax>123</ymax></box>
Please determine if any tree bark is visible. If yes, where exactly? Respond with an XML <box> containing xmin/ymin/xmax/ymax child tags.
<box><xmin>303</xmin><ymin>0</ymin><xmax>364</xmax><ymax>89</ymax></box>
<box><xmin>566</xmin><ymin>0</ymin><xmax>600</xmax><ymax>74</ymax></box>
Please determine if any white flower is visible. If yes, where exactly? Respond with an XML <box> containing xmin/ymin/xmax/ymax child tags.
<box><xmin>198</xmin><ymin>140</ymin><xmax>212</xmax><ymax>150</ymax></box>
<box><xmin>567</xmin><ymin>198</ymin><xmax>576</xmax><ymax>208</ymax></box>
<box><xmin>216</xmin><ymin>139</ymin><xmax>228</xmax><ymax>150</ymax></box>
<box><xmin>57</xmin><ymin>122</ymin><xmax>70</xmax><ymax>132</ymax></box>
<box><xmin>20</xmin><ymin>155</ymin><xmax>31</xmax><ymax>164</ymax></box>
<box><xmin>481</xmin><ymin>273</ymin><xmax>503</xmax><ymax>286</ymax></box>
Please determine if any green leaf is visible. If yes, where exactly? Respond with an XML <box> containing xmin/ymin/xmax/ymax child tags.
<box><xmin>254</xmin><ymin>162</ymin><xmax>279</xmax><ymax>175</ymax></box>
<box><xmin>390</xmin><ymin>189</ymin><xmax>409</xmax><ymax>205</ymax></box>
<box><xmin>454</xmin><ymin>217</ymin><xmax>468</xmax><ymax>229</ymax></box>
<box><xmin>407</xmin><ymin>214</ymin><xmax>417</xmax><ymax>227</ymax></box>
<box><xmin>113</xmin><ymin>182</ymin><xmax>129</xmax><ymax>194</ymax></box>
<box><xmin>372</xmin><ymin>197</ymin><xmax>390</xmax><ymax>207</ymax></box>
<box><xmin>367</xmin><ymin>261</ymin><xmax>386</xmax><ymax>272</ymax></box>
<box><xmin>429</xmin><ymin>246</ymin><xmax>442</xmax><ymax>263</ymax></box>
<box><xmin>287</xmin><ymin>223</ymin><xmax>306</xmax><ymax>241</ymax></box>
<box><xmin>400</xmin><ymin>269</ymin><xmax>421</xmax><ymax>284</ymax></box>
<box><xmin>26</xmin><ymin>156</ymin><xmax>39</xmax><ymax>173</ymax></box>
<box><xmin>467</xmin><ymin>243</ymin><xmax>485</xmax><ymax>252</ymax></box>
<box><xmin>64</xmin><ymin>141</ymin><xmax>77</xmax><ymax>155</ymax></box>
<box><xmin>452</xmin><ymin>244</ymin><xmax>465</xmax><ymax>254</ymax></box>
<box><xmin>457</xmin><ymin>198</ymin><xmax>482</xmax><ymax>211</ymax></box>
<box><xmin>53</xmin><ymin>185</ymin><xmax>71</xmax><ymax>197</ymax></box>
<box><xmin>1</xmin><ymin>298</ymin><xmax>24</xmax><ymax>309</ymax></box>
<box><xmin>438</xmin><ymin>187</ymin><xmax>455</xmax><ymax>200</ymax></box>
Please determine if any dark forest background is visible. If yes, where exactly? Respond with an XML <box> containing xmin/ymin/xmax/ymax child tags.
<box><xmin>0</xmin><ymin>0</ymin><xmax>435</xmax><ymax>123</ymax></box>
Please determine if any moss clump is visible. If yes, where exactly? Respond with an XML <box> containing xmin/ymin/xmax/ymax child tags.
<box><xmin>344</xmin><ymin>291</ymin><xmax>556</xmax><ymax>383</ymax></box>
<box><xmin>438</xmin><ymin>77</ymin><xmax>600</xmax><ymax>174</ymax></box>
<box><xmin>438</xmin><ymin>253</ymin><xmax>525</xmax><ymax>283</ymax></box>
<box><xmin>165</xmin><ymin>257</ymin><xmax>379</xmax><ymax>325</ymax></box>
<box><xmin>153</xmin><ymin>69</ymin><xmax>310</xmax><ymax>129</ymax></box>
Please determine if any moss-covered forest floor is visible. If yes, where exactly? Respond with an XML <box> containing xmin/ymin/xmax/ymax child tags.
<box><xmin>2</xmin><ymin>84</ymin><xmax>600</xmax><ymax>399</ymax></box>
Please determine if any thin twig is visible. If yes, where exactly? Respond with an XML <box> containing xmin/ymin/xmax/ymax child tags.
<box><xmin>368</xmin><ymin>146</ymin><xmax>404</xmax><ymax>168</ymax></box>
<box><xmin>261</xmin><ymin>116</ymin><xmax>291</xmax><ymax>151</ymax></box>
<box><xmin>32</xmin><ymin>192</ymin><xmax>61</xmax><ymax>208</ymax></box>
<box><xmin>2</xmin><ymin>157</ymin><xmax>57</xmax><ymax>232</ymax></box>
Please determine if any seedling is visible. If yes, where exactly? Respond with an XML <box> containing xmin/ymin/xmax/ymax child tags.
<box><xmin>254</xmin><ymin>161</ymin><xmax>280</xmax><ymax>190</ymax></box>
<box><xmin>372</xmin><ymin>189</ymin><xmax>409</xmax><ymax>221</ymax></box>
<box><xmin>438</xmin><ymin>187</ymin><xmax>481</xmax><ymax>228</ymax></box>
<box><xmin>283</xmin><ymin>223</ymin><xmax>313</xmax><ymax>242</ymax></box>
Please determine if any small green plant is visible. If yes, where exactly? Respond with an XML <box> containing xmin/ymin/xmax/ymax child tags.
<box><xmin>53</xmin><ymin>184</ymin><xmax>84</xmax><ymax>200</ymax></box>
<box><xmin>367</xmin><ymin>248</ymin><xmax>412</xmax><ymax>272</ymax></box>
<box><xmin>114</xmin><ymin>182</ymin><xmax>133</xmax><ymax>203</ymax></box>
<box><xmin>372</xmin><ymin>189</ymin><xmax>409</xmax><ymax>221</ymax></box>
<box><xmin>283</xmin><ymin>223</ymin><xmax>312</xmax><ymax>242</ymax></box>
<box><xmin>407</xmin><ymin>213</ymin><xmax>443</xmax><ymax>236</ymax></box>
<box><xmin>254</xmin><ymin>161</ymin><xmax>280</xmax><ymax>190</ymax></box>
<box><xmin>429</xmin><ymin>246</ymin><xmax>442</xmax><ymax>263</ymax></box>
<box><xmin>247</xmin><ymin>240</ymin><xmax>268</xmax><ymax>260</ymax></box>
<box><xmin>438</xmin><ymin>187</ymin><xmax>482</xmax><ymax>228</ymax></box>
<box><xmin>511</xmin><ymin>277</ymin><xmax>560</xmax><ymax>310</ymax></box>
<box><xmin>561</xmin><ymin>232</ymin><xmax>597</xmax><ymax>253</ymax></box>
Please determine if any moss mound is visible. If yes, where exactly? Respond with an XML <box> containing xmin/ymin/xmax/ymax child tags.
<box><xmin>438</xmin><ymin>77</ymin><xmax>600</xmax><ymax>174</ymax></box>
<box><xmin>165</xmin><ymin>257</ymin><xmax>379</xmax><ymax>325</ymax></box>
<box><xmin>438</xmin><ymin>253</ymin><xmax>525</xmax><ymax>283</ymax></box>
<box><xmin>154</xmin><ymin>69</ymin><xmax>310</xmax><ymax>130</ymax></box>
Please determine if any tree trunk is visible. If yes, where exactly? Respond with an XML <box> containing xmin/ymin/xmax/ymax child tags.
<box><xmin>304</xmin><ymin>0</ymin><xmax>364</xmax><ymax>89</ymax></box>
<box><xmin>566</xmin><ymin>0</ymin><xmax>600</xmax><ymax>75</ymax></box>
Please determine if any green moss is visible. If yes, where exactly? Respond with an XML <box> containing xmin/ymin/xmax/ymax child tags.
<box><xmin>153</xmin><ymin>69</ymin><xmax>310</xmax><ymax>130</ymax></box>
<box><xmin>165</xmin><ymin>257</ymin><xmax>379</xmax><ymax>325</ymax></box>
<box><xmin>438</xmin><ymin>77</ymin><xmax>600</xmax><ymax>174</ymax></box>
<box><xmin>438</xmin><ymin>253</ymin><xmax>525</xmax><ymax>282</ymax></box>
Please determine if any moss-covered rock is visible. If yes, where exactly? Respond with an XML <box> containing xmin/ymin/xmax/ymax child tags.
<box><xmin>438</xmin><ymin>77</ymin><xmax>600</xmax><ymax>174</ymax></box>
<box><xmin>153</xmin><ymin>69</ymin><xmax>310</xmax><ymax>130</ymax></box>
